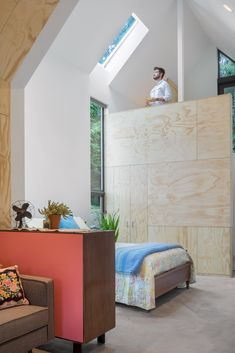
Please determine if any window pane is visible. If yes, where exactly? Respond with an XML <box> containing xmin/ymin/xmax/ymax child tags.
<box><xmin>90</xmin><ymin>194</ymin><xmax>103</xmax><ymax>227</ymax></box>
<box><xmin>90</xmin><ymin>101</ymin><xmax>102</xmax><ymax>191</ymax></box>
<box><xmin>224</xmin><ymin>86</ymin><xmax>235</xmax><ymax>152</ymax></box>
<box><xmin>219</xmin><ymin>51</ymin><xmax>235</xmax><ymax>78</ymax></box>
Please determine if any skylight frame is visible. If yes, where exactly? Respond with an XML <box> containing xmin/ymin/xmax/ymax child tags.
<box><xmin>99</xmin><ymin>13</ymin><xmax>139</xmax><ymax>68</ymax></box>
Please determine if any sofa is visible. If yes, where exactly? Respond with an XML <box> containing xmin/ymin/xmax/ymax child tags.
<box><xmin>0</xmin><ymin>274</ymin><xmax>54</xmax><ymax>353</ymax></box>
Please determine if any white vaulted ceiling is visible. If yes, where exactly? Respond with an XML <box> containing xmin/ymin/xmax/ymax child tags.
<box><xmin>14</xmin><ymin>0</ymin><xmax>235</xmax><ymax>104</ymax></box>
<box><xmin>188</xmin><ymin>0</ymin><xmax>235</xmax><ymax>60</ymax></box>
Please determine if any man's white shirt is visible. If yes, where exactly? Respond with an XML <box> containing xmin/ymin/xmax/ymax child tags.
<box><xmin>149</xmin><ymin>80</ymin><xmax>172</xmax><ymax>106</ymax></box>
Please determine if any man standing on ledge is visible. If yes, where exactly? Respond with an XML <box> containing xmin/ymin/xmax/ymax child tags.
<box><xmin>146</xmin><ymin>67</ymin><xmax>172</xmax><ymax>106</ymax></box>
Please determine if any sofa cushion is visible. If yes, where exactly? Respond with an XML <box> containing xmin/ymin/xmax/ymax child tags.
<box><xmin>0</xmin><ymin>266</ymin><xmax>29</xmax><ymax>309</ymax></box>
<box><xmin>0</xmin><ymin>305</ymin><xmax>48</xmax><ymax>345</ymax></box>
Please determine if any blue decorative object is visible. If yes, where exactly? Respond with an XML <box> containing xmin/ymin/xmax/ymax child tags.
<box><xmin>59</xmin><ymin>216</ymin><xmax>80</xmax><ymax>229</ymax></box>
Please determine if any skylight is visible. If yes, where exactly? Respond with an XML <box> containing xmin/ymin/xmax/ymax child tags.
<box><xmin>95</xmin><ymin>13</ymin><xmax>148</xmax><ymax>84</ymax></box>
<box><xmin>99</xmin><ymin>15</ymin><xmax>137</xmax><ymax>66</ymax></box>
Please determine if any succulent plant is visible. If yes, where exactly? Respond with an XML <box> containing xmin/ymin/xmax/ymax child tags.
<box><xmin>99</xmin><ymin>211</ymin><xmax>119</xmax><ymax>241</ymax></box>
<box><xmin>38</xmin><ymin>200</ymin><xmax>72</xmax><ymax>218</ymax></box>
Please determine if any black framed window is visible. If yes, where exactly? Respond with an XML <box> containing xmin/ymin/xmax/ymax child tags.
<box><xmin>90</xmin><ymin>98</ymin><xmax>106</xmax><ymax>224</ymax></box>
<box><xmin>217</xmin><ymin>49</ymin><xmax>235</xmax><ymax>152</ymax></box>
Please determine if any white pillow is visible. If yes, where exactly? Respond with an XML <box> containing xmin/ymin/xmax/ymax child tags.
<box><xmin>73</xmin><ymin>216</ymin><xmax>90</xmax><ymax>230</ymax></box>
<box><xmin>27</xmin><ymin>217</ymin><xmax>44</xmax><ymax>229</ymax></box>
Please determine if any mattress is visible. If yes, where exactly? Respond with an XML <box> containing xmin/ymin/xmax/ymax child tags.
<box><xmin>115</xmin><ymin>243</ymin><xmax>195</xmax><ymax>310</ymax></box>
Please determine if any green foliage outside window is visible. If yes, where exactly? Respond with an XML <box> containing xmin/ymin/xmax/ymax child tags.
<box><xmin>90</xmin><ymin>101</ymin><xmax>102</xmax><ymax>192</ymax></box>
<box><xmin>90</xmin><ymin>100</ymin><xmax>104</xmax><ymax>226</ymax></box>
<box><xmin>219</xmin><ymin>52</ymin><xmax>235</xmax><ymax>78</ymax></box>
<box><xmin>224</xmin><ymin>86</ymin><xmax>235</xmax><ymax>152</ymax></box>
<box><xmin>218</xmin><ymin>50</ymin><xmax>235</xmax><ymax>152</ymax></box>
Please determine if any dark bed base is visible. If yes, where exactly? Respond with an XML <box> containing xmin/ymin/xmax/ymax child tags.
<box><xmin>154</xmin><ymin>262</ymin><xmax>191</xmax><ymax>298</ymax></box>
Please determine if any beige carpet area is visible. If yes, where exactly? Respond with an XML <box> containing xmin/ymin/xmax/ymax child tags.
<box><xmin>34</xmin><ymin>274</ymin><xmax>235</xmax><ymax>353</ymax></box>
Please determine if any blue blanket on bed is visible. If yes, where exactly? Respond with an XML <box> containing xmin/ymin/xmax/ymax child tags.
<box><xmin>115</xmin><ymin>243</ymin><xmax>182</xmax><ymax>275</ymax></box>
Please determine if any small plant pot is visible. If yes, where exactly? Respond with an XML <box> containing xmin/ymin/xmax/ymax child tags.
<box><xmin>48</xmin><ymin>214</ymin><xmax>61</xmax><ymax>229</ymax></box>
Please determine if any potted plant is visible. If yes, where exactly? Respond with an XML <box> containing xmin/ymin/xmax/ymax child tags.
<box><xmin>99</xmin><ymin>211</ymin><xmax>120</xmax><ymax>241</ymax></box>
<box><xmin>38</xmin><ymin>200</ymin><xmax>72</xmax><ymax>229</ymax></box>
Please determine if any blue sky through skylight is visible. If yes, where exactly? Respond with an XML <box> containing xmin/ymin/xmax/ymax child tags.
<box><xmin>99</xmin><ymin>15</ymin><xmax>137</xmax><ymax>65</ymax></box>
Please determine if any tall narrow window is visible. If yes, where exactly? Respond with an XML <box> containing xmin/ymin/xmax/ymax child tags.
<box><xmin>90</xmin><ymin>98</ymin><xmax>105</xmax><ymax>225</ymax></box>
<box><xmin>218</xmin><ymin>50</ymin><xmax>235</xmax><ymax>151</ymax></box>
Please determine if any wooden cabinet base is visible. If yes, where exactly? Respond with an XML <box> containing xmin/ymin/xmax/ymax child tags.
<box><xmin>0</xmin><ymin>230</ymin><xmax>115</xmax><ymax>344</ymax></box>
<box><xmin>73</xmin><ymin>334</ymin><xmax>106</xmax><ymax>353</ymax></box>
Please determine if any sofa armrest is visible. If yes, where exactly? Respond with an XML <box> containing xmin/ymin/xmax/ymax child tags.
<box><xmin>20</xmin><ymin>274</ymin><xmax>54</xmax><ymax>340</ymax></box>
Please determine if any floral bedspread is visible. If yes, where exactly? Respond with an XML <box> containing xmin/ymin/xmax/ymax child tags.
<box><xmin>115</xmin><ymin>243</ymin><xmax>195</xmax><ymax>310</ymax></box>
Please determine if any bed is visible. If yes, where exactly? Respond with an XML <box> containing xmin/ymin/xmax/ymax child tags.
<box><xmin>115</xmin><ymin>243</ymin><xmax>195</xmax><ymax>310</ymax></box>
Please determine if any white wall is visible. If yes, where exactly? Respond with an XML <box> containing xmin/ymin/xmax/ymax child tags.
<box><xmin>24</xmin><ymin>51</ymin><xmax>90</xmax><ymax>220</ymax></box>
<box><xmin>184</xmin><ymin>44</ymin><xmax>217</xmax><ymax>101</ymax></box>
<box><xmin>183</xmin><ymin>2</ymin><xmax>217</xmax><ymax>101</ymax></box>
<box><xmin>89</xmin><ymin>64</ymin><xmax>140</xmax><ymax>112</ymax></box>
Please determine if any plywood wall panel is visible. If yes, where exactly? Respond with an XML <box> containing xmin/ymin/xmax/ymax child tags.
<box><xmin>0</xmin><ymin>0</ymin><xmax>59</xmax><ymax>228</ymax></box>
<box><xmin>0</xmin><ymin>79</ymin><xmax>9</xmax><ymax>116</ymax></box>
<box><xmin>107</xmin><ymin>96</ymin><xmax>232</xmax><ymax>275</ymax></box>
<box><xmin>114</xmin><ymin>166</ymin><xmax>131</xmax><ymax>242</ymax></box>
<box><xmin>0</xmin><ymin>0</ymin><xmax>59</xmax><ymax>81</ymax></box>
<box><xmin>0</xmin><ymin>0</ymin><xmax>18</xmax><ymax>33</ymax></box>
<box><xmin>148</xmin><ymin>225</ymin><xmax>188</xmax><ymax>248</ymax></box>
<box><xmin>197</xmin><ymin>227</ymin><xmax>232</xmax><ymax>276</ymax></box>
<box><xmin>186</xmin><ymin>227</ymin><xmax>198</xmax><ymax>272</ymax></box>
<box><xmin>146</xmin><ymin>100</ymin><xmax>197</xmax><ymax>163</ymax></box>
<box><xmin>130</xmin><ymin>165</ymin><xmax>148</xmax><ymax>242</ymax></box>
<box><xmin>148</xmin><ymin>159</ymin><xmax>231</xmax><ymax>227</ymax></box>
<box><xmin>105</xmin><ymin>109</ymin><xmax>148</xmax><ymax>167</ymax></box>
<box><xmin>106</xmin><ymin>101</ymin><xmax>197</xmax><ymax>167</ymax></box>
<box><xmin>105</xmin><ymin>167</ymin><xmax>114</xmax><ymax>213</ymax></box>
<box><xmin>0</xmin><ymin>114</ymin><xmax>10</xmax><ymax>227</ymax></box>
<box><xmin>197</xmin><ymin>95</ymin><xmax>231</xmax><ymax>159</ymax></box>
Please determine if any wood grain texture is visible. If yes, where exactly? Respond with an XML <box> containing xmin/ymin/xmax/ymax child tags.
<box><xmin>186</xmin><ymin>227</ymin><xmax>198</xmax><ymax>272</ymax></box>
<box><xmin>106</xmin><ymin>101</ymin><xmax>197</xmax><ymax>166</ymax></box>
<box><xmin>0</xmin><ymin>0</ymin><xmax>59</xmax><ymax>81</ymax></box>
<box><xmin>106</xmin><ymin>95</ymin><xmax>232</xmax><ymax>275</ymax></box>
<box><xmin>130</xmin><ymin>165</ymin><xmax>148</xmax><ymax>242</ymax></box>
<box><xmin>0</xmin><ymin>114</ymin><xmax>11</xmax><ymax>228</ymax></box>
<box><xmin>149</xmin><ymin>226</ymin><xmax>198</xmax><ymax>271</ymax></box>
<box><xmin>104</xmin><ymin>167</ymin><xmax>114</xmax><ymax>213</ymax></box>
<box><xmin>146</xmin><ymin>101</ymin><xmax>197</xmax><ymax>163</ymax></box>
<box><xmin>0</xmin><ymin>0</ymin><xmax>58</xmax><ymax>228</ymax></box>
<box><xmin>105</xmin><ymin>109</ymin><xmax>148</xmax><ymax>167</ymax></box>
<box><xmin>197</xmin><ymin>95</ymin><xmax>231</xmax><ymax>159</ymax></box>
<box><xmin>83</xmin><ymin>231</ymin><xmax>115</xmax><ymax>343</ymax></box>
<box><xmin>197</xmin><ymin>227</ymin><xmax>232</xmax><ymax>276</ymax></box>
<box><xmin>0</xmin><ymin>79</ymin><xmax>9</xmax><ymax>115</ymax></box>
<box><xmin>148</xmin><ymin>159</ymin><xmax>231</xmax><ymax>227</ymax></box>
<box><xmin>148</xmin><ymin>226</ymin><xmax>232</xmax><ymax>275</ymax></box>
<box><xmin>113</xmin><ymin>166</ymin><xmax>131</xmax><ymax>242</ymax></box>
<box><xmin>148</xmin><ymin>225</ymin><xmax>187</xmax><ymax>247</ymax></box>
<box><xmin>0</xmin><ymin>0</ymin><xmax>18</xmax><ymax>33</ymax></box>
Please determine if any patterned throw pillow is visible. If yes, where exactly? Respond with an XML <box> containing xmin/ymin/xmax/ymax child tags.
<box><xmin>0</xmin><ymin>265</ymin><xmax>29</xmax><ymax>309</ymax></box>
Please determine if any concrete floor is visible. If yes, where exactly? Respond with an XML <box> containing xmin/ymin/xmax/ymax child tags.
<box><xmin>35</xmin><ymin>274</ymin><xmax>235</xmax><ymax>353</ymax></box>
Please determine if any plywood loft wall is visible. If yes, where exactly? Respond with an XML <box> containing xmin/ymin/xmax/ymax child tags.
<box><xmin>0</xmin><ymin>0</ymin><xmax>59</xmax><ymax>228</ymax></box>
<box><xmin>105</xmin><ymin>95</ymin><xmax>233</xmax><ymax>276</ymax></box>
